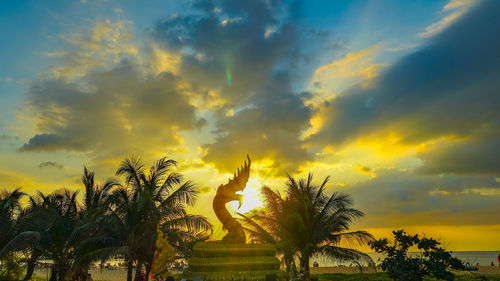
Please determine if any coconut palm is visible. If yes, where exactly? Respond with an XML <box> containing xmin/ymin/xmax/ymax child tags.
<box><xmin>72</xmin><ymin>167</ymin><xmax>118</xmax><ymax>280</ymax></box>
<box><xmin>34</xmin><ymin>189</ymin><xmax>80</xmax><ymax>281</ymax></box>
<box><xmin>18</xmin><ymin>197</ymin><xmax>45</xmax><ymax>281</ymax></box>
<box><xmin>287</xmin><ymin>174</ymin><xmax>374</xmax><ymax>277</ymax></box>
<box><xmin>242</xmin><ymin>174</ymin><xmax>374</xmax><ymax>279</ymax></box>
<box><xmin>0</xmin><ymin>188</ymin><xmax>26</xmax><ymax>256</ymax></box>
<box><xmin>239</xmin><ymin>186</ymin><xmax>299</xmax><ymax>276</ymax></box>
<box><xmin>111</xmin><ymin>155</ymin><xmax>212</xmax><ymax>281</ymax></box>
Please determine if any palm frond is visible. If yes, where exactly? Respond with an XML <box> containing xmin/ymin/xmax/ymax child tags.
<box><xmin>0</xmin><ymin>231</ymin><xmax>40</xmax><ymax>258</ymax></box>
<box><xmin>162</xmin><ymin>180</ymin><xmax>198</xmax><ymax>207</ymax></box>
<box><xmin>116</xmin><ymin>155</ymin><xmax>145</xmax><ymax>186</ymax></box>
<box><xmin>317</xmin><ymin>244</ymin><xmax>374</xmax><ymax>265</ymax></box>
<box><xmin>238</xmin><ymin>212</ymin><xmax>276</xmax><ymax>244</ymax></box>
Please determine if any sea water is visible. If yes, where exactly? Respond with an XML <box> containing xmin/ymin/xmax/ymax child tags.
<box><xmin>310</xmin><ymin>251</ymin><xmax>500</xmax><ymax>267</ymax></box>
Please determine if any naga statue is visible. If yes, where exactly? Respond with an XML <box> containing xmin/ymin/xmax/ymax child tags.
<box><xmin>186</xmin><ymin>155</ymin><xmax>282</xmax><ymax>280</ymax></box>
<box><xmin>212</xmin><ymin>155</ymin><xmax>250</xmax><ymax>243</ymax></box>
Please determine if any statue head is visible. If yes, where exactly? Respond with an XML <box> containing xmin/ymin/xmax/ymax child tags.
<box><xmin>225</xmin><ymin>154</ymin><xmax>251</xmax><ymax>194</ymax></box>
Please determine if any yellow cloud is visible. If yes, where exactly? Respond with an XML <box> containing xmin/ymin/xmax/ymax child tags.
<box><xmin>355</xmin><ymin>163</ymin><xmax>376</xmax><ymax>178</ymax></box>
<box><xmin>150</xmin><ymin>43</ymin><xmax>181</xmax><ymax>75</ymax></box>
<box><xmin>179</xmin><ymin>84</ymin><xmax>229</xmax><ymax>111</ymax></box>
<box><xmin>350</xmin><ymin>131</ymin><xmax>417</xmax><ymax>159</ymax></box>
<box><xmin>443</xmin><ymin>0</ymin><xmax>477</xmax><ymax>10</ymax></box>
<box><xmin>309</xmin><ymin>44</ymin><xmax>384</xmax><ymax>105</ymax></box>
<box><xmin>301</xmin><ymin>110</ymin><xmax>325</xmax><ymax>139</ymax></box>
<box><xmin>418</xmin><ymin>0</ymin><xmax>477</xmax><ymax>38</ymax></box>
<box><xmin>314</xmin><ymin>45</ymin><xmax>380</xmax><ymax>76</ymax></box>
<box><xmin>48</xmin><ymin>19</ymin><xmax>139</xmax><ymax>79</ymax></box>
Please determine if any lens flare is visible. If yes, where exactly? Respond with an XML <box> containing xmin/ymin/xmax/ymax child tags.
<box><xmin>226</xmin><ymin>71</ymin><xmax>232</xmax><ymax>85</ymax></box>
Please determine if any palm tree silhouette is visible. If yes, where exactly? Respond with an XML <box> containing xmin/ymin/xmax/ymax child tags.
<box><xmin>110</xmin><ymin>155</ymin><xmax>212</xmax><ymax>281</ymax></box>
<box><xmin>241</xmin><ymin>173</ymin><xmax>374</xmax><ymax>278</ymax></box>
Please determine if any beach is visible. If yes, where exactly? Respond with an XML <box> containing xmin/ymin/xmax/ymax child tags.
<box><xmin>32</xmin><ymin>266</ymin><xmax>500</xmax><ymax>280</ymax></box>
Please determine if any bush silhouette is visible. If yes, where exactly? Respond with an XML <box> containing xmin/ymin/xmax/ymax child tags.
<box><xmin>370</xmin><ymin>230</ymin><xmax>464</xmax><ymax>281</ymax></box>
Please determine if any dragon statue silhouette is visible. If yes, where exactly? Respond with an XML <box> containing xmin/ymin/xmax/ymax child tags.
<box><xmin>213</xmin><ymin>155</ymin><xmax>251</xmax><ymax>243</ymax></box>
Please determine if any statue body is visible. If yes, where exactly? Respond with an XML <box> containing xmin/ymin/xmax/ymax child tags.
<box><xmin>212</xmin><ymin>155</ymin><xmax>250</xmax><ymax>243</ymax></box>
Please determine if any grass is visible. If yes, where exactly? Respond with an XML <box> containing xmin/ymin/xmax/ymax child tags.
<box><xmin>29</xmin><ymin>272</ymin><xmax>500</xmax><ymax>281</ymax></box>
<box><xmin>314</xmin><ymin>272</ymin><xmax>391</xmax><ymax>281</ymax></box>
<box><xmin>313</xmin><ymin>273</ymin><xmax>500</xmax><ymax>281</ymax></box>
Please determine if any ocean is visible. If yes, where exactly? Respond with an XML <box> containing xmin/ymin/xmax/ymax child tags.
<box><xmin>311</xmin><ymin>251</ymin><xmax>500</xmax><ymax>267</ymax></box>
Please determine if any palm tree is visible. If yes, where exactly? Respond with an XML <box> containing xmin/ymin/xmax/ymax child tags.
<box><xmin>239</xmin><ymin>186</ymin><xmax>299</xmax><ymax>276</ymax></box>
<box><xmin>0</xmin><ymin>188</ymin><xmax>26</xmax><ymax>257</ymax></box>
<box><xmin>111</xmin><ymin>155</ymin><xmax>212</xmax><ymax>281</ymax></box>
<box><xmin>242</xmin><ymin>174</ymin><xmax>374</xmax><ymax>279</ymax></box>
<box><xmin>35</xmin><ymin>189</ymin><xmax>80</xmax><ymax>281</ymax></box>
<box><xmin>72</xmin><ymin>167</ymin><xmax>118</xmax><ymax>280</ymax></box>
<box><xmin>18</xmin><ymin>196</ymin><xmax>44</xmax><ymax>281</ymax></box>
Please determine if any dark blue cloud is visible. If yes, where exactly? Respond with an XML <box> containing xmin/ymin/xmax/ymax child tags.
<box><xmin>38</xmin><ymin>161</ymin><xmax>64</xmax><ymax>169</ymax></box>
<box><xmin>19</xmin><ymin>133</ymin><xmax>84</xmax><ymax>152</ymax></box>
<box><xmin>345</xmin><ymin>168</ymin><xmax>500</xmax><ymax>227</ymax></box>
<box><xmin>310</xmin><ymin>0</ymin><xmax>500</xmax><ymax>175</ymax></box>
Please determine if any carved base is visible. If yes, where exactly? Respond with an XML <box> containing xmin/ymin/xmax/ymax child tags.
<box><xmin>185</xmin><ymin>241</ymin><xmax>282</xmax><ymax>280</ymax></box>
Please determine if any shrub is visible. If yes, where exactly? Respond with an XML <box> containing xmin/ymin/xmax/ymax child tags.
<box><xmin>0</xmin><ymin>253</ymin><xmax>26</xmax><ymax>281</ymax></box>
<box><xmin>370</xmin><ymin>230</ymin><xmax>464</xmax><ymax>281</ymax></box>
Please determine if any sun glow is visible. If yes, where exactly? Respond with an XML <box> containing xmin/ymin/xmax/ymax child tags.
<box><xmin>229</xmin><ymin>178</ymin><xmax>264</xmax><ymax>214</ymax></box>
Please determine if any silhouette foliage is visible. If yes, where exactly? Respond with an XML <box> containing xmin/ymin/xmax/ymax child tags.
<box><xmin>370</xmin><ymin>230</ymin><xmax>464</xmax><ymax>281</ymax></box>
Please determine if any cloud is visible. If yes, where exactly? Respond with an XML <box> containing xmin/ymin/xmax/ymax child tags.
<box><xmin>46</xmin><ymin>19</ymin><xmax>138</xmax><ymax>79</ymax></box>
<box><xmin>310</xmin><ymin>44</ymin><xmax>384</xmax><ymax>101</ymax></box>
<box><xmin>20</xmin><ymin>133</ymin><xmax>85</xmax><ymax>152</ymax></box>
<box><xmin>21</xmin><ymin>60</ymin><xmax>199</xmax><ymax>161</ymax></box>
<box><xmin>355</xmin><ymin>163</ymin><xmax>375</xmax><ymax>177</ymax></box>
<box><xmin>197</xmin><ymin>186</ymin><xmax>212</xmax><ymax>193</ymax></box>
<box><xmin>344</xmin><ymin>168</ymin><xmax>500</xmax><ymax>227</ymax></box>
<box><xmin>152</xmin><ymin>0</ymin><xmax>323</xmax><ymax>174</ymax></box>
<box><xmin>309</xmin><ymin>1</ymin><xmax>500</xmax><ymax>176</ymax></box>
<box><xmin>200</xmin><ymin>91</ymin><xmax>313</xmax><ymax>174</ymax></box>
<box><xmin>418</xmin><ymin>0</ymin><xmax>477</xmax><ymax>38</ymax></box>
<box><xmin>416</xmin><ymin>138</ymin><xmax>500</xmax><ymax>176</ymax></box>
<box><xmin>19</xmin><ymin>1</ymin><xmax>330</xmax><ymax>175</ymax></box>
<box><xmin>38</xmin><ymin>161</ymin><xmax>64</xmax><ymax>169</ymax></box>
<box><xmin>20</xmin><ymin>20</ymin><xmax>201</xmax><ymax>164</ymax></box>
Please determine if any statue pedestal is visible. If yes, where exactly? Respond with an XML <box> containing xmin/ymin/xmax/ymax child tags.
<box><xmin>185</xmin><ymin>241</ymin><xmax>282</xmax><ymax>281</ymax></box>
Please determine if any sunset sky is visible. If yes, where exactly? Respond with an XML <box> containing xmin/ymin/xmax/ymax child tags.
<box><xmin>1</xmin><ymin>0</ymin><xmax>499</xmax><ymax>251</ymax></box>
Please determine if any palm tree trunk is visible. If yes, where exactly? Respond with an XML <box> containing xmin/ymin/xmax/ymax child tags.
<box><xmin>57</xmin><ymin>267</ymin><xmax>68</xmax><ymax>281</ymax></box>
<box><xmin>23</xmin><ymin>250</ymin><xmax>40</xmax><ymax>280</ymax></box>
<box><xmin>300</xmin><ymin>254</ymin><xmax>310</xmax><ymax>279</ymax></box>
<box><xmin>145</xmin><ymin>263</ymin><xmax>151</xmax><ymax>281</ymax></box>
<box><xmin>49</xmin><ymin>268</ymin><xmax>57</xmax><ymax>281</ymax></box>
<box><xmin>135</xmin><ymin>261</ymin><xmax>142</xmax><ymax>279</ymax></box>
<box><xmin>53</xmin><ymin>259</ymin><xmax>68</xmax><ymax>281</ymax></box>
<box><xmin>81</xmin><ymin>264</ymin><xmax>89</xmax><ymax>281</ymax></box>
<box><xmin>127</xmin><ymin>260</ymin><xmax>133</xmax><ymax>281</ymax></box>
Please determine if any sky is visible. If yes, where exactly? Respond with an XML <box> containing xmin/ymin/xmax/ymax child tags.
<box><xmin>1</xmin><ymin>0</ymin><xmax>499</xmax><ymax>251</ymax></box>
